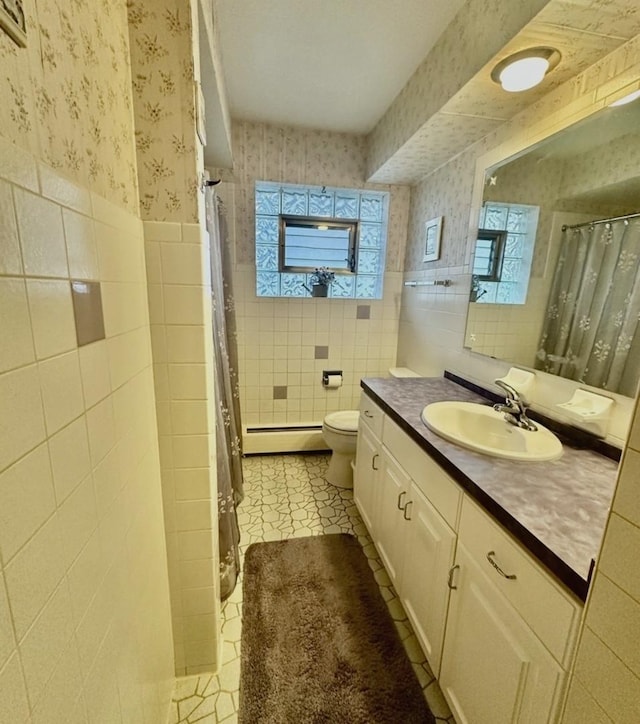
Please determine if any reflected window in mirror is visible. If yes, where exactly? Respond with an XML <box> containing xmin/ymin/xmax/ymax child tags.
<box><xmin>473</xmin><ymin>202</ymin><xmax>539</xmax><ymax>305</ymax></box>
<box><xmin>472</xmin><ymin>229</ymin><xmax>506</xmax><ymax>282</ymax></box>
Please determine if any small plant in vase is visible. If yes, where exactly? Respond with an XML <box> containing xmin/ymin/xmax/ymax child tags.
<box><xmin>309</xmin><ymin>267</ymin><xmax>335</xmax><ymax>297</ymax></box>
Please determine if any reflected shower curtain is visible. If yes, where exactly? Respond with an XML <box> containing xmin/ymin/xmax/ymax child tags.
<box><xmin>205</xmin><ymin>186</ymin><xmax>244</xmax><ymax>600</ymax></box>
<box><xmin>535</xmin><ymin>217</ymin><xmax>640</xmax><ymax>396</ymax></box>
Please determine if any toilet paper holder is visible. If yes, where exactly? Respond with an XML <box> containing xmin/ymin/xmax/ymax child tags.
<box><xmin>322</xmin><ymin>370</ymin><xmax>343</xmax><ymax>387</ymax></box>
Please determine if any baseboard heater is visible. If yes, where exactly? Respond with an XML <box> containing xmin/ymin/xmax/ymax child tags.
<box><xmin>243</xmin><ymin>423</ymin><xmax>329</xmax><ymax>455</ymax></box>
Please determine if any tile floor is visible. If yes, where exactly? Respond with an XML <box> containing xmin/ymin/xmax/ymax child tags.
<box><xmin>169</xmin><ymin>453</ymin><xmax>454</xmax><ymax>723</ymax></box>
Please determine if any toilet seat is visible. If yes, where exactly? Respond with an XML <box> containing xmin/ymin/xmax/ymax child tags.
<box><xmin>323</xmin><ymin>410</ymin><xmax>359</xmax><ymax>434</ymax></box>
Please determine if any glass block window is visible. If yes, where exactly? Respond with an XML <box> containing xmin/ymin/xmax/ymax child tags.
<box><xmin>474</xmin><ymin>202</ymin><xmax>539</xmax><ymax>305</ymax></box>
<box><xmin>255</xmin><ymin>181</ymin><xmax>389</xmax><ymax>299</ymax></box>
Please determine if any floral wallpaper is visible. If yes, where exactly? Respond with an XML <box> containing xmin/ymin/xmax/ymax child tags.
<box><xmin>214</xmin><ymin>120</ymin><xmax>410</xmax><ymax>269</ymax></box>
<box><xmin>405</xmin><ymin>149</ymin><xmax>476</xmax><ymax>272</ymax></box>
<box><xmin>366</xmin><ymin>0</ymin><xmax>550</xmax><ymax>179</ymax></box>
<box><xmin>366</xmin><ymin>0</ymin><xmax>640</xmax><ymax>184</ymax></box>
<box><xmin>127</xmin><ymin>0</ymin><xmax>199</xmax><ymax>222</ymax></box>
<box><xmin>0</xmin><ymin>0</ymin><xmax>139</xmax><ymax>211</ymax></box>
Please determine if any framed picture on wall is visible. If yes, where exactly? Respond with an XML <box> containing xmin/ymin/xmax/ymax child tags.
<box><xmin>423</xmin><ymin>216</ymin><xmax>443</xmax><ymax>262</ymax></box>
<box><xmin>0</xmin><ymin>0</ymin><xmax>27</xmax><ymax>47</ymax></box>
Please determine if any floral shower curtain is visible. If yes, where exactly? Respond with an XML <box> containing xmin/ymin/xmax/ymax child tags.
<box><xmin>205</xmin><ymin>185</ymin><xmax>244</xmax><ymax>600</ymax></box>
<box><xmin>535</xmin><ymin>217</ymin><xmax>640</xmax><ymax>396</ymax></box>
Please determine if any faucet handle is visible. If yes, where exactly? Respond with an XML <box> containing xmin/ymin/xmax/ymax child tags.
<box><xmin>494</xmin><ymin>378</ymin><xmax>527</xmax><ymax>405</ymax></box>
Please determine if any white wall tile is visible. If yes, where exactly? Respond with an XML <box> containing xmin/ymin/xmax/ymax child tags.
<box><xmin>0</xmin><ymin>653</ymin><xmax>30</xmax><ymax>724</ymax></box>
<box><xmin>38</xmin><ymin>351</ymin><xmax>85</xmax><ymax>435</ymax></box>
<box><xmin>78</xmin><ymin>341</ymin><xmax>111</xmax><ymax>409</ymax></box>
<box><xmin>65</xmin><ymin>531</ymin><xmax>106</xmax><ymax>629</ymax></box>
<box><xmin>26</xmin><ymin>279</ymin><xmax>77</xmax><ymax>360</ymax></box>
<box><xmin>586</xmin><ymin>572</ymin><xmax>640</xmax><ymax>678</ymax></box>
<box><xmin>181</xmin><ymin>586</ymin><xmax>215</xmax><ymax>616</ymax></box>
<box><xmin>174</xmin><ymin>469</ymin><xmax>211</xmax><ymax>500</ymax></box>
<box><xmin>4</xmin><ymin>513</ymin><xmax>65</xmax><ymax>639</ymax></box>
<box><xmin>63</xmin><ymin>209</ymin><xmax>99</xmax><ymax>280</ymax></box>
<box><xmin>92</xmin><ymin>448</ymin><xmax>121</xmax><ymax>519</ymax></box>
<box><xmin>39</xmin><ymin>164</ymin><xmax>91</xmax><ymax>216</ymax></box>
<box><xmin>574</xmin><ymin>626</ymin><xmax>640</xmax><ymax>721</ymax></box>
<box><xmin>0</xmin><ymin>445</ymin><xmax>55</xmax><ymax>563</ymax></box>
<box><xmin>160</xmin><ymin>243</ymin><xmax>204</xmax><ymax>285</ymax></box>
<box><xmin>0</xmin><ymin>278</ymin><xmax>35</xmax><ymax>374</ymax></box>
<box><xmin>0</xmin><ymin>179</ymin><xmax>23</xmax><ymax>275</ymax></box>
<box><xmin>175</xmin><ymin>501</ymin><xmax>213</xmax><ymax>531</ymax></box>
<box><xmin>14</xmin><ymin>188</ymin><xmax>68</xmax><ymax>278</ymax></box>
<box><xmin>169</xmin><ymin>400</ymin><xmax>208</xmax><ymax>434</ymax></box>
<box><xmin>57</xmin><ymin>475</ymin><xmax>98</xmax><ymax>570</ymax></box>
<box><xmin>178</xmin><ymin>531</ymin><xmax>214</xmax><ymax>561</ymax></box>
<box><xmin>30</xmin><ymin>638</ymin><xmax>85</xmax><ymax>724</ymax></box>
<box><xmin>163</xmin><ymin>285</ymin><xmax>205</xmax><ymax>325</ymax></box>
<box><xmin>0</xmin><ymin>575</ymin><xmax>16</xmax><ymax>670</ymax></box>
<box><xmin>166</xmin><ymin>326</ymin><xmax>206</xmax><ymax>363</ymax></box>
<box><xmin>172</xmin><ymin>436</ymin><xmax>210</xmax><ymax>468</ymax></box>
<box><xmin>85</xmin><ymin>398</ymin><xmax>117</xmax><ymax>466</ymax></box>
<box><xmin>0</xmin><ymin>365</ymin><xmax>46</xmax><ymax>473</ymax></box>
<box><xmin>48</xmin><ymin>416</ymin><xmax>91</xmax><ymax>503</ymax></box>
<box><xmin>19</xmin><ymin>579</ymin><xmax>76</xmax><ymax>706</ymax></box>
<box><xmin>144</xmin><ymin>220</ymin><xmax>182</xmax><ymax>241</ymax></box>
<box><xmin>562</xmin><ymin>678</ymin><xmax>613</xmax><ymax>723</ymax></box>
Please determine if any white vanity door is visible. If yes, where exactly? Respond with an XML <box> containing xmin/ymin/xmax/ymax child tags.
<box><xmin>400</xmin><ymin>482</ymin><xmax>457</xmax><ymax>678</ymax></box>
<box><xmin>353</xmin><ymin>422</ymin><xmax>381</xmax><ymax>535</ymax></box>
<box><xmin>440</xmin><ymin>543</ymin><xmax>565</xmax><ymax>724</ymax></box>
<box><xmin>375</xmin><ymin>451</ymin><xmax>411</xmax><ymax>586</ymax></box>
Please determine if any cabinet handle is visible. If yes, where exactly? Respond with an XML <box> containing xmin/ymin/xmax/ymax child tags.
<box><xmin>397</xmin><ymin>491</ymin><xmax>407</xmax><ymax>510</ymax></box>
<box><xmin>486</xmin><ymin>551</ymin><xmax>517</xmax><ymax>580</ymax></box>
<box><xmin>403</xmin><ymin>500</ymin><xmax>413</xmax><ymax>520</ymax></box>
<box><xmin>371</xmin><ymin>453</ymin><xmax>379</xmax><ymax>471</ymax></box>
<box><xmin>447</xmin><ymin>564</ymin><xmax>460</xmax><ymax>590</ymax></box>
<box><xmin>364</xmin><ymin>410</ymin><xmax>374</xmax><ymax>418</ymax></box>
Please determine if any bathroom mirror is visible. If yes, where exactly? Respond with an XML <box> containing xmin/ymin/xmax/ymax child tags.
<box><xmin>464</xmin><ymin>97</ymin><xmax>640</xmax><ymax>397</ymax></box>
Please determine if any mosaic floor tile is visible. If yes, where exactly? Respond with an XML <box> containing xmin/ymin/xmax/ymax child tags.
<box><xmin>170</xmin><ymin>453</ymin><xmax>454</xmax><ymax>723</ymax></box>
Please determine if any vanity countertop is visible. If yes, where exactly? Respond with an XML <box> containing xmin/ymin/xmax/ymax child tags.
<box><xmin>361</xmin><ymin>376</ymin><xmax>619</xmax><ymax>600</ymax></box>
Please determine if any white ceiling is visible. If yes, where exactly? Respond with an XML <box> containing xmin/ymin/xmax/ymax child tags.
<box><xmin>214</xmin><ymin>0</ymin><xmax>467</xmax><ymax>134</ymax></box>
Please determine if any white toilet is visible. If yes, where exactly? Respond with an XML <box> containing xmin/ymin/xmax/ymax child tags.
<box><xmin>322</xmin><ymin>410</ymin><xmax>360</xmax><ymax>488</ymax></box>
<box><xmin>322</xmin><ymin>367</ymin><xmax>420</xmax><ymax>488</ymax></box>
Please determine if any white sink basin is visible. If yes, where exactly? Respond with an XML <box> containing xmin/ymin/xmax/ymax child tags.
<box><xmin>421</xmin><ymin>401</ymin><xmax>563</xmax><ymax>461</ymax></box>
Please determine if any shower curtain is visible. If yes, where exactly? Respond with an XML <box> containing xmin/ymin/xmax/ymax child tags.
<box><xmin>535</xmin><ymin>217</ymin><xmax>640</xmax><ymax>396</ymax></box>
<box><xmin>205</xmin><ymin>185</ymin><xmax>244</xmax><ymax>600</ymax></box>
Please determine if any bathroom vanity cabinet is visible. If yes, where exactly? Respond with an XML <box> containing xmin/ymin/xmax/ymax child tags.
<box><xmin>354</xmin><ymin>385</ymin><xmax>598</xmax><ymax>724</ymax></box>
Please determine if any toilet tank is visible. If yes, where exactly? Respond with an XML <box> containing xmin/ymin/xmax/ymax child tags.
<box><xmin>388</xmin><ymin>367</ymin><xmax>421</xmax><ymax>378</ymax></box>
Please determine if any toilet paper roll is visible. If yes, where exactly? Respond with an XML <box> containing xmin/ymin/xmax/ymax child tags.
<box><xmin>325</xmin><ymin>374</ymin><xmax>342</xmax><ymax>389</ymax></box>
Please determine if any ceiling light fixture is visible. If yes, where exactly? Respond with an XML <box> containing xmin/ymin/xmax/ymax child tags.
<box><xmin>609</xmin><ymin>89</ymin><xmax>640</xmax><ymax>107</ymax></box>
<box><xmin>491</xmin><ymin>47</ymin><xmax>561</xmax><ymax>93</ymax></box>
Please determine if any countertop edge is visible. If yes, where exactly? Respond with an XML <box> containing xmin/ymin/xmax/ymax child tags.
<box><xmin>361</xmin><ymin>378</ymin><xmax>591</xmax><ymax>601</ymax></box>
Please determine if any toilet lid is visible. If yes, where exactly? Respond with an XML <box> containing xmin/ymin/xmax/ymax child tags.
<box><xmin>324</xmin><ymin>410</ymin><xmax>359</xmax><ymax>432</ymax></box>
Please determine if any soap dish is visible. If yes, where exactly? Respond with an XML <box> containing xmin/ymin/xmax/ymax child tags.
<box><xmin>556</xmin><ymin>389</ymin><xmax>614</xmax><ymax>437</ymax></box>
<box><xmin>495</xmin><ymin>367</ymin><xmax>536</xmax><ymax>400</ymax></box>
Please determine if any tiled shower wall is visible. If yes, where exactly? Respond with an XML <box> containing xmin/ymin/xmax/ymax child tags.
<box><xmin>129</xmin><ymin>0</ymin><xmax>223</xmax><ymax>676</ymax></box>
<box><xmin>0</xmin><ymin>140</ymin><xmax>174</xmax><ymax>723</ymax></box>
<box><xmin>214</xmin><ymin>121</ymin><xmax>411</xmax><ymax>428</ymax></box>
<box><xmin>144</xmin><ymin>221</ymin><xmax>222</xmax><ymax>676</ymax></box>
<box><xmin>396</xmin><ymin>34</ymin><xmax>640</xmax><ymax>719</ymax></box>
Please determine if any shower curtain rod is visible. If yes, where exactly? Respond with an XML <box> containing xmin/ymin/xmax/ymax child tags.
<box><xmin>562</xmin><ymin>211</ymin><xmax>640</xmax><ymax>231</ymax></box>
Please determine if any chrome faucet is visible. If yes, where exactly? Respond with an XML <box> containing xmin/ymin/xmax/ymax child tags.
<box><xmin>493</xmin><ymin>379</ymin><xmax>538</xmax><ymax>432</ymax></box>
